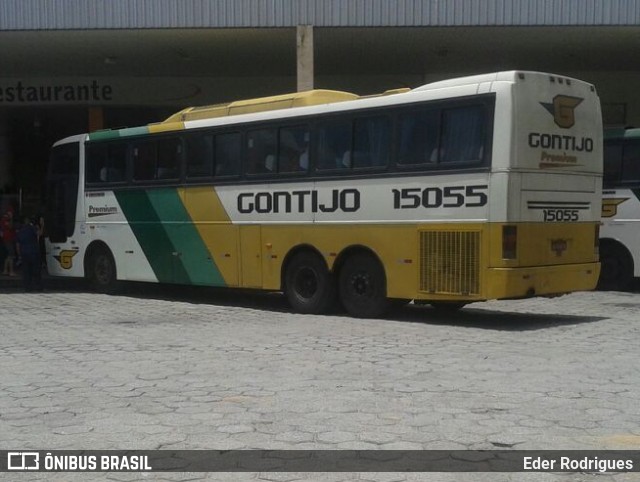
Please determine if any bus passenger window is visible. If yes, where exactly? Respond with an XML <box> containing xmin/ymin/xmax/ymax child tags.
<box><xmin>86</xmin><ymin>144</ymin><xmax>108</xmax><ymax>183</ymax></box>
<box><xmin>156</xmin><ymin>138</ymin><xmax>181</xmax><ymax>180</ymax></box>
<box><xmin>317</xmin><ymin>121</ymin><xmax>352</xmax><ymax>171</ymax></box>
<box><xmin>440</xmin><ymin>105</ymin><xmax>485</xmax><ymax>163</ymax></box>
<box><xmin>353</xmin><ymin>116</ymin><xmax>390</xmax><ymax>169</ymax></box>
<box><xmin>397</xmin><ymin>110</ymin><xmax>439</xmax><ymax>166</ymax></box>
<box><xmin>133</xmin><ymin>142</ymin><xmax>157</xmax><ymax>181</ymax></box>
<box><xmin>186</xmin><ymin>134</ymin><xmax>214</xmax><ymax>178</ymax></box>
<box><xmin>278</xmin><ymin>125</ymin><xmax>309</xmax><ymax>173</ymax></box>
<box><xmin>87</xmin><ymin>143</ymin><xmax>127</xmax><ymax>183</ymax></box>
<box><xmin>246</xmin><ymin>129</ymin><xmax>277</xmax><ymax>174</ymax></box>
<box><xmin>215</xmin><ymin>132</ymin><xmax>241</xmax><ymax>177</ymax></box>
<box><xmin>106</xmin><ymin>143</ymin><xmax>127</xmax><ymax>182</ymax></box>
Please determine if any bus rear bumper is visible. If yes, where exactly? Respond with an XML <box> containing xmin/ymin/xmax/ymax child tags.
<box><xmin>485</xmin><ymin>262</ymin><xmax>601</xmax><ymax>300</ymax></box>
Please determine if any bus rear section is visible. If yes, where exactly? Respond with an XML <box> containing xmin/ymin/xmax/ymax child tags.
<box><xmin>484</xmin><ymin>72</ymin><xmax>602</xmax><ymax>299</ymax></box>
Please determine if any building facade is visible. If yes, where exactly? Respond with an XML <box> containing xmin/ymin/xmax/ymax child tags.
<box><xmin>1</xmin><ymin>0</ymin><xmax>639</xmax><ymax>209</ymax></box>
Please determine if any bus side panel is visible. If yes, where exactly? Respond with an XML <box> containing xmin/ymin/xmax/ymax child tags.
<box><xmin>181</xmin><ymin>186</ymin><xmax>240</xmax><ymax>287</ymax></box>
<box><xmin>114</xmin><ymin>188</ymin><xmax>227</xmax><ymax>286</ymax></box>
<box><xmin>85</xmin><ymin>191</ymin><xmax>156</xmax><ymax>283</ymax></box>
<box><xmin>601</xmin><ymin>188</ymin><xmax>640</xmax><ymax>277</ymax></box>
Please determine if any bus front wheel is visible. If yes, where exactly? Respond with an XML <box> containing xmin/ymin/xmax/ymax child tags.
<box><xmin>284</xmin><ymin>252</ymin><xmax>336</xmax><ymax>314</ymax></box>
<box><xmin>339</xmin><ymin>253</ymin><xmax>389</xmax><ymax>318</ymax></box>
<box><xmin>87</xmin><ymin>247</ymin><xmax>118</xmax><ymax>293</ymax></box>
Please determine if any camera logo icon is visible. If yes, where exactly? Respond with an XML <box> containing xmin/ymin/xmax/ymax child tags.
<box><xmin>7</xmin><ymin>452</ymin><xmax>39</xmax><ymax>470</ymax></box>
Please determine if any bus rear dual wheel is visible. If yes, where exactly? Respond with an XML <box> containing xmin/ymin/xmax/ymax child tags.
<box><xmin>284</xmin><ymin>251</ymin><xmax>389</xmax><ymax>318</ymax></box>
<box><xmin>598</xmin><ymin>242</ymin><xmax>634</xmax><ymax>291</ymax></box>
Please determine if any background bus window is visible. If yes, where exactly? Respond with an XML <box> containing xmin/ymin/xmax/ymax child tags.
<box><xmin>278</xmin><ymin>125</ymin><xmax>309</xmax><ymax>173</ymax></box>
<box><xmin>186</xmin><ymin>134</ymin><xmax>214</xmax><ymax>178</ymax></box>
<box><xmin>215</xmin><ymin>132</ymin><xmax>241</xmax><ymax>177</ymax></box>
<box><xmin>622</xmin><ymin>141</ymin><xmax>640</xmax><ymax>183</ymax></box>
<box><xmin>397</xmin><ymin>110</ymin><xmax>439</xmax><ymax>166</ymax></box>
<box><xmin>440</xmin><ymin>105</ymin><xmax>485</xmax><ymax>163</ymax></box>
<box><xmin>317</xmin><ymin>120</ymin><xmax>352</xmax><ymax>171</ymax></box>
<box><xmin>603</xmin><ymin>141</ymin><xmax>623</xmax><ymax>186</ymax></box>
<box><xmin>353</xmin><ymin>116</ymin><xmax>390</xmax><ymax>169</ymax></box>
<box><xmin>156</xmin><ymin>138</ymin><xmax>181</xmax><ymax>180</ymax></box>
<box><xmin>133</xmin><ymin>141</ymin><xmax>157</xmax><ymax>181</ymax></box>
<box><xmin>246</xmin><ymin>129</ymin><xmax>277</xmax><ymax>174</ymax></box>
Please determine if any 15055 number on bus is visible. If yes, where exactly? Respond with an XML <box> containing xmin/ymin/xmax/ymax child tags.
<box><xmin>392</xmin><ymin>185</ymin><xmax>488</xmax><ymax>210</ymax></box>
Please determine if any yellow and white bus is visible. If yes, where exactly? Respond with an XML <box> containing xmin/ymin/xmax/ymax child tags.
<box><xmin>45</xmin><ymin>71</ymin><xmax>602</xmax><ymax>317</ymax></box>
<box><xmin>599</xmin><ymin>127</ymin><xmax>640</xmax><ymax>290</ymax></box>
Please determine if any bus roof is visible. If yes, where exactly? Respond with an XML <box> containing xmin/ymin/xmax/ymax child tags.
<box><xmin>163</xmin><ymin>89</ymin><xmax>360</xmax><ymax>123</ymax></box>
<box><xmin>86</xmin><ymin>70</ymin><xmax>594</xmax><ymax>142</ymax></box>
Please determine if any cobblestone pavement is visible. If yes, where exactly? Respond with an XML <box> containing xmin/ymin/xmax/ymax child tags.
<box><xmin>0</xmin><ymin>279</ymin><xmax>639</xmax><ymax>481</ymax></box>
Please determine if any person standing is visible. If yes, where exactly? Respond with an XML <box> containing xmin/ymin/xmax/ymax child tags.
<box><xmin>1</xmin><ymin>210</ymin><xmax>16</xmax><ymax>276</ymax></box>
<box><xmin>16</xmin><ymin>216</ymin><xmax>42</xmax><ymax>291</ymax></box>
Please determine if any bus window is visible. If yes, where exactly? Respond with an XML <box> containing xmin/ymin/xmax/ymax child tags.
<box><xmin>317</xmin><ymin>120</ymin><xmax>352</xmax><ymax>171</ymax></box>
<box><xmin>603</xmin><ymin>141</ymin><xmax>623</xmax><ymax>186</ymax></box>
<box><xmin>133</xmin><ymin>141</ymin><xmax>157</xmax><ymax>181</ymax></box>
<box><xmin>353</xmin><ymin>116</ymin><xmax>390</xmax><ymax>169</ymax></box>
<box><xmin>397</xmin><ymin>109</ymin><xmax>439</xmax><ymax>166</ymax></box>
<box><xmin>87</xmin><ymin>142</ymin><xmax>127</xmax><ymax>184</ymax></box>
<box><xmin>622</xmin><ymin>141</ymin><xmax>640</xmax><ymax>183</ymax></box>
<box><xmin>186</xmin><ymin>134</ymin><xmax>214</xmax><ymax>178</ymax></box>
<box><xmin>278</xmin><ymin>125</ymin><xmax>309</xmax><ymax>173</ymax></box>
<box><xmin>157</xmin><ymin>138</ymin><xmax>181</xmax><ymax>180</ymax></box>
<box><xmin>246</xmin><ymin>129</ymin><xmax>277</xmax><ymax>174</ymax></box>
<box><xmin>86</xmin><ymin>143</ymin><xmax>107</xmax><ymax>183</ymax></box>
<box><xmin>109</xmin><ymin>144</ymin><xmax>127</xmax><ymax>182</ymax></box>
<box><xmin>440</xmin><ymin>105</ymin><xmax>485</xmax><ymax>163</ymax></box>
<box><xmin>46</xmin><ymin>142</ymin><xmax>79</xmax><ymax>242</ymax></box>
<box><xmin>215</xmin><ymin>132</ymin><xmax>241</xmax><ymax>177</ymax></box>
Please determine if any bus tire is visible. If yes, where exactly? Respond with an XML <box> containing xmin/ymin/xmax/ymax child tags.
<box><xmin>339</xmin><ymin>252</ymin><xmax>389</xmax><ymax>318</ymax></box>
<box><xmin>284</xmin><ymin>252</ymin><xmax>336</xmax><ymax>314</ymax></box>
<box><xmin>598</xmin><ymin>242</ymin><xmax>633</xmax><ymax>291</ymax></box>
<box><xmin>87</xmin><ymin>246</ymin><xmax>118</xmax><ymax>294</ymax></box>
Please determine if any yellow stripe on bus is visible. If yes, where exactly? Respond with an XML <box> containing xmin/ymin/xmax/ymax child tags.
<box><xmin>178</xmin><ymin>187</ymin><xmax>240</xmax><ymax>286</ymax></box>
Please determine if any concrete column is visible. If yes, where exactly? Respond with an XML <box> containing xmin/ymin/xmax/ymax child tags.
<box><xmin>0</xmin><ymin>113</ymin><xmax>12</xmax><ymax>190</ymax></box>
<box><xmin>296</xmin><ymin>25</ymin><xmax>314</xmax><ymax>92</ymax></box>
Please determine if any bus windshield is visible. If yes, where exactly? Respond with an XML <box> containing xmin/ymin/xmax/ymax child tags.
<box><xmin>46</xmin><ymin>141</ymin><xmax>80</xmax><ymax>243</ymax></box>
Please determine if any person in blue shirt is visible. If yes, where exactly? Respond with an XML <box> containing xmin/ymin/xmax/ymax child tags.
<box><xmin>16</xmin><ymin>216</ymin><xmax>42</xmax><ymax>292</ymax></box>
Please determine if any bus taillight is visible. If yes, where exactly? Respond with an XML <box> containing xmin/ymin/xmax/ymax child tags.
<box><xmin>502</xmin><ymin>225</ymin><xmax>518</xmax><ymax>259</ymax></box>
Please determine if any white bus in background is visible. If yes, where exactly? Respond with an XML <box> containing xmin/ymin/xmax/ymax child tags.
<box><xmin>45</xmin><ymin>71</ymin><xmax>602</xmax><ymax>317</ymax></box>
<box><xmin>599</xmin><ymin>128</ymin><xmax>640</xmax><ymax>290</ymax></box>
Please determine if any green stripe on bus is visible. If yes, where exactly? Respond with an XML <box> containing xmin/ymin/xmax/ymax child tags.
<box><xmin>88</xmin><ymin>126</ymin><xmax>150</xmax><ymax>142</ymax></box>
<box><xmin>115</xmin><ymin>189</ymin><xmax>225</xmax><ymax>286</ymax></box>
<box><xmin>145</xmin><ymin>189</ymin><xmax>225</xmax><ymax>286</ymax></box>
<box><xmin>114</xmin><ymin>190</ymin><xmax>187</xmax><ymax>284</ymax></box>
<box><xmin>87</xmin><ymin>130</ymin><xmax>121</xmax><ymax>141</ymax></box>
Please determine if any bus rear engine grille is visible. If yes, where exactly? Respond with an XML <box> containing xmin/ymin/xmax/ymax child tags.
<box><xmin>419</xmin><ymin>231</ymin><xmax>480</xmax><ymax>295</ymax></box>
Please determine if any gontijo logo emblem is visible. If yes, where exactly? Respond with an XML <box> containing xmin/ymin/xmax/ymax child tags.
<box><xmin>540</xmin><ymin>95</ymin><xmax>583</xmax><ymax>129</ymax></box>
<box><xmin>54</xmin><ymin>249</ymin><xmax>78</xmax><ymax>269</ymax></box>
